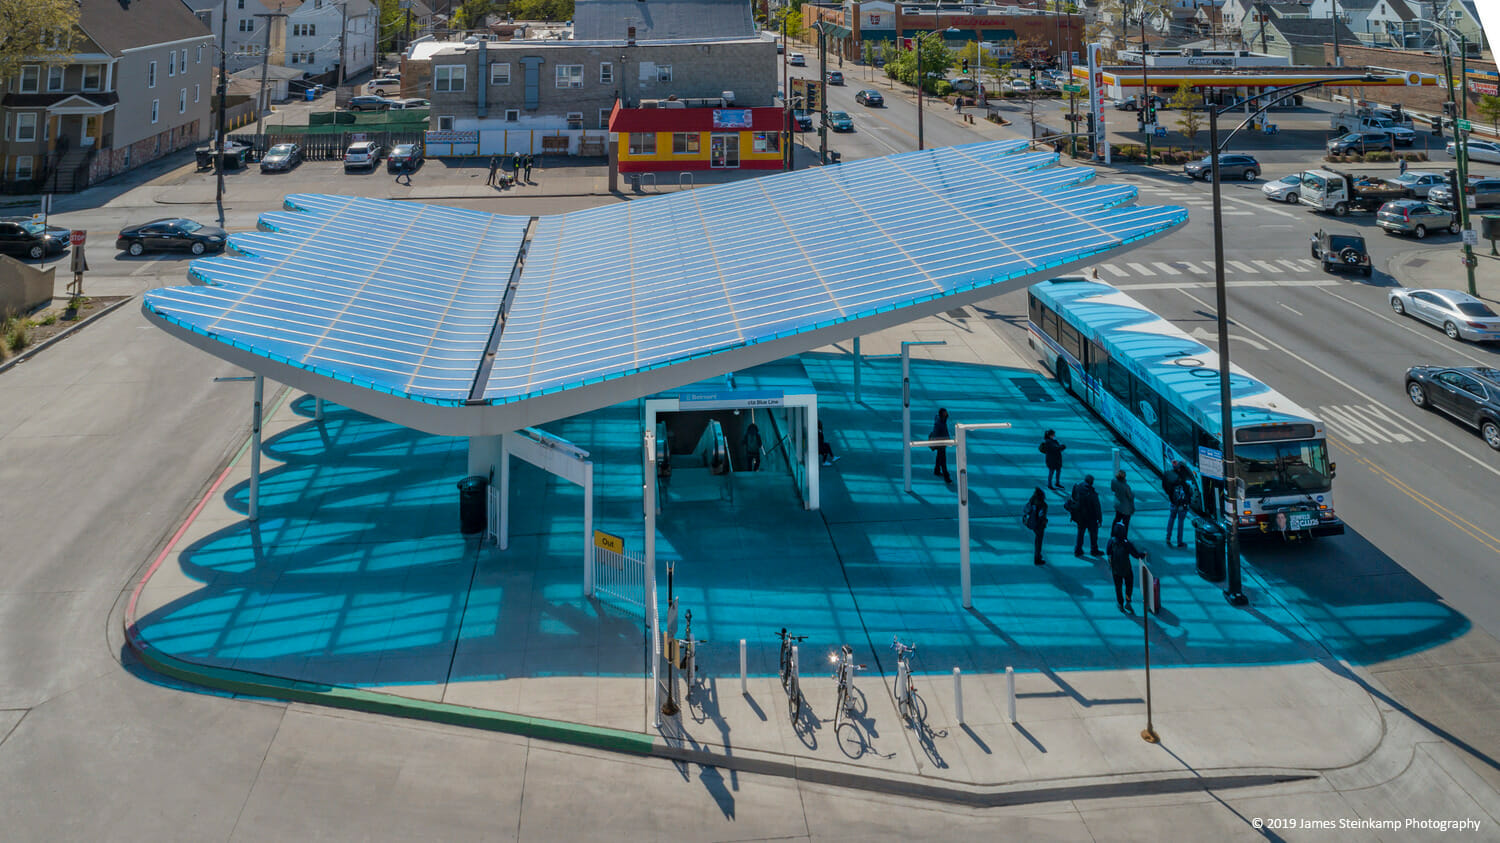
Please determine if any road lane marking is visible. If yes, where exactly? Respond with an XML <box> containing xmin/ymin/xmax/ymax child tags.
<box><xmin>1276</xmin><ymin>259</ymin><xmax>1305</xmax><ymax>271</ymax></box>
<box><xmin>1337</xmin><ymin>438</ymin><xmax>1500</xmax><ymax>556</ymax></box>
<box><xmin>1127</xmin><ymin>262</ymin><xmax>1152</xmax><ymax>275</ymax></box>
<box><xmin>1115</xmin><ymin>278</ymin><xmax>1339</xmax><ymax>290</ymax></box>
<box><xmin>130</xmin><ymin>259</ymin><xmax>162</xmax><ymax>277</ymax></box>
<box><xmin>1227</xmin><ymin>260</ymin><xmax>1259</xmax><ymax>274</ymax></box>
<box><xmin>1321</xmin><ymin>403</ymin><xmax>1426</xmax><ymax>444</ymax></box>
<box><xmin>1174</xmin><ymin>287</ymin><xmax>1500</xmax><ymax>480</ymax></box>
<box><xmin>1225</xmin><ymin>196</ymin><xmax>1296</xmax><ymax>219</ymax></box>
<box><xmin>1152</xmin><ymin>262</ymin><xmax>1180</xmax><ymax>275</ymax></box>
<box><xmin>1101</xmin><ymin>263</ymin><xmax>1129</xmax><ymax>278</ymax></box>
<box><xmin>1279</xmin><ymin>302</ymin><xmax>1303</xmax><ymax>316</ymax></box>
<box><xmin>1321</xmin><ymin>290</ymin><xmax>1496</xmax><ymax>368</ymax></box>
<box><xmin>1252</xmin><ymin>260</ymin><xmax>1283</xmax><ymax>274</ymax></box>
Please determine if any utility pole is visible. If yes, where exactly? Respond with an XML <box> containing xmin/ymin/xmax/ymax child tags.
<box><xmin>405</xmin><ymin>8</ymin><xmax>412</xmax><ymax>52</ymax></box>
<box><xmin>1331</xmin><ymin>0</ymin><xmax>1341</xmax><ymax>66</ymax></box>
<box><xmin>253</xmin><ymin>12</ymin><xmax>287</xmax><ymax>136</ymax></box>
<box><xmin>337</xmin><ymin>2</ymin><xmax>350</xmax><ymax>91</ymax></box>
<box><xmin>1138</xmin><ymin>4</ymin><xmax>1153</xmax><ymax>166</ymax></box>
<box><xmin>215</xmin><ymin>0</ymin><xmax>229</xmax><ymax>214</ymax></box>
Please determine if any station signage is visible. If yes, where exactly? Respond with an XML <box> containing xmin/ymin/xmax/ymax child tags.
<box><xmin>679</xmin><ymin>389</ymin><xmax>785</xmax><ymax>409</ymax></box>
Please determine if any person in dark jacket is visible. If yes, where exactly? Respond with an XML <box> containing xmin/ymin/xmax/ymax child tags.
<box><xmin>1106</xmin><ymin>520</ymin><xmax>1147</xmax><ymax>613</ymax></box>
<box><xmin>818</xmin><ymin>420</ymin><xmax>838</xmax><ymax>466</ymax></box>
<box><xmin>743</xmin><ymin>422</ymin><xmax>762</xmax><ymax>471</ymax></box>
<box><xmin>486</xmin><ymin>155</ymin><xmax>499</xmax><ymax>186</ymax></box>
<box><xmin>1110</xmin><ymin>469</ymin><xmax>1135</xmax><ymax>533</ymax></box>
<box><xmin>931</xmin><ymin>408</ymin><xmax>952</xmax><ymax>483</ymax></box>
<box><xmin>523</xmin><ymin>153</ymin><xmax>534</xmax><ymax>181</ymax></box>
<box><xmin>1163</xmin><ymin>459</ymin><xmax>1192</xmax><ymax>548</ymax></box>
<box><xmin>1039</xmin><ymin>429</ymin><xmax>1066</xmax><ymax>490</ymax></box>
<box><xmin>1023</xmin><ymin>487</ymin><xmax>1049</xmax><ymax>565</ymax></box>
<box><xmin>1069</xmin><ymin>474</ymin><xmax>1103</xmax><ymax>557</ymax></box>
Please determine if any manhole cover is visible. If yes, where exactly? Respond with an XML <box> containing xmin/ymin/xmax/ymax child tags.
<box><xmin>1407</xmin><ymin>258</ymin><xmax>1429</xmax><ymax>268</ymax></box>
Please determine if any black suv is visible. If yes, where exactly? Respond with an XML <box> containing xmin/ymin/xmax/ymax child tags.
<box><xmin>1405</xmin><ymin>365</ymin><xmax>1500</xmax><ymax>450</ymax></box>
<box><xmin>1184</xmin><ymin>154</ymin><xmax>1259</xmax><ymax>181</ymax></box>
<box><xmin>1310</xmin><ymin>229</ymin><xmax>1372</xmax><ymax>277</ymax></box>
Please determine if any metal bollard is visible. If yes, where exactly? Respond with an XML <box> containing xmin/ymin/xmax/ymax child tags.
<box><xmin>740</xmin><ymin>638</ymin><xmax>747</xmax><ymax>695</ymax></box>
<box><xmin>1007</xmin><ymin>665</ymin><xmax>1017</xmax><ymax>724</ymax></box>
<box><xmin>687</xmin><ymin>632</ymin><xmax>696</xmax><ymax>692</ymax></box>
<box><xmin>953</xmin><ymin>667</ymin><xmax>964</xmax><ymax>725</ymax></box>
<box><xmin>314</xmin><ymin>396</ymin><xmax>324</xmax><ymax>420</ymax></box>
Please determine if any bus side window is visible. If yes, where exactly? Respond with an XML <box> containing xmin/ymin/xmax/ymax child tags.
<box><xmin>1106</xmin><ymin>359</ymin><xmax>1131</xmax><ymax>402</ymax></box>
<box><xmin>1085</xmin><ymin>339</ymin><xmax>1107</xmax><ymax>380</ymax></box>
<box><xmin>1042</xmin><ymin>308</ymin><xmax>1059</xmax><ymax>342</ymax></box>
<box><xmin>1059</xmin><ymin>321</ymin><xmax>1082</xmax><ymax>361</ymax></box>
<box><xmin>1197</xmin><ymin>427</ymin><xmax>1221</xmax><ymax>453</ymax></box>
<box><xmin>1164</xmin><ymin>406</ymin><xmax>1194</xmax><ymax>457</ymax></box>
<box><xmin>1028</xmin><ymin>294</ymin><xmax>1043</xmax><ymax>327</ymax></box>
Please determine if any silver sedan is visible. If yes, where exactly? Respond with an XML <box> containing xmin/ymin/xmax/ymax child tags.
<box><xmin>1262</xmin><ymin>174</ymin><xmax>1301</xmax><ymax>203</ymax></box>
<box><xmin>1389</xmin><ymin>288</ymin><xmax>1500</xmax><ymax>342</ymax></box>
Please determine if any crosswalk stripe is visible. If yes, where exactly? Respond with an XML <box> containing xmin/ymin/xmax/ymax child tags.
<box><xmin>1152</xmin><ymin>262</ymin><xmax>1181</xmax><ymax>275</ymax></box>
<box><xmin>1102</xmin><ymin>263</ymin><xmax>1130</xmax><ymax>278</ymax></box>
<box><xmin>1227</xmin><ymin>260</ymin><xmax>1259</xmax><ymax>274</ymax></box>
<box><xmin>1321</xmin><ymin>405</ymin><xmax>1390</xmax><ymax>444</ymax></box>
<box><xmin>1127</xmin><ymin>262</ymin><xmax>1153</xmax><ymax>276</ymax></box>
<box><xmin>1276</xmin><ymin>259</ymin><xmax>1305</xmax><ymax>271</ymax></box>
<box><xmin>1251</xmin><ymin>260</ymin><xmax>1282</xmax><ymax>273</ymax></box>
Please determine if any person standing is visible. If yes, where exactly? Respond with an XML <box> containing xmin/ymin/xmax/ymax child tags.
<box><xmin>511</xmin><ymin>152</ymin><xmax>522</xmax><ymax>181</ymax></box>
<box><xmin>1023</xmin><ymin>487</ymin><xmax>1049</xmax><ymax>566</ymax></box>
<box><xmin>1039</xmin><ymin>429</ymin><xmax>1066</xmax><ymax>490</ymax></box>
<box><xmin>523</xmin><ymin>153</ymin><xmax>534</xmax><ymax>182</ymax></box>
<box><xmin>743</xmin><ymin>422</ymin><xmax>762</xmax><ymax>471</ymax></box>
<box><xmin>486</xmin><ymin>155</ymin><xmax>499</xmax><ymax>186</ymax></box>
<box><xmin>1163</xmin><ymin>459</ymin><xmax>1192</xmax><ymax>548</ymax></box>
<box><xmin>930</xmin><ymin>408</ymin><xmax>952</xmax><ymax>483</ymax></box>
<box><xmin>1106</xmin><ymin>521</ymin><xmax>1147</xmax><ymax>613</ymax></box>
<box><xmin>1398</xmin><ymin>156</ymin><xmax>1408</xmax><ymax>176</ymax></box>
<box><xmin>1111</xmin><ymin>469</ymin><xmax>1135</xmax><ymax>533</ymax></box>
<box><xmin>1068</xmin><ymin>474</ymin><xmax>1103</xmax><ymax>557</ymax></box>
<box><xmin>818</xmin><ymin>421</ymin><xmax>839</xmax><ymax>466</ymax></box>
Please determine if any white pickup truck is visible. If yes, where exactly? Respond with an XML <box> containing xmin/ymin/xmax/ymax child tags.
<box><xmin>1331</xmin><ymin>110</ymin><xmax>1416</xmax><ymax>146</ymax></box>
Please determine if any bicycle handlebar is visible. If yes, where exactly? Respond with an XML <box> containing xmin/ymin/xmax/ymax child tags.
<box><xmin>775</xmin><ymin>631</ymin><xmax>808</xmax><ymax>641</ymax></box>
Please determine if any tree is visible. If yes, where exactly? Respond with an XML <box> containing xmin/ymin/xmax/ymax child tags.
<box><xmin>0</xmin><ymin>0</ymin><xmax>79</xmax><ymax>85</ymax></box>
<box><xmin>506</xmin><ymin>0</ymin><xmax>574</xmax><ymax>21</ymax></box>
<box><xmin>1170</xmin><ymin>82</ymin><xmax>1203</xmax><ymax>152</ymax></box>
<box><xmin>1480</xmin><ymin>94</ymin><xmax>1500</xmax><ymax>135</ymax></box>
<box><xmin>883</xmin><ymin>31</ymin><xmax>954</xmax><ymax>93</ymax></box>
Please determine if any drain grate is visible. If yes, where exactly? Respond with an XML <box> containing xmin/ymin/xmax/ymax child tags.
<box><xmin>1011</xmin><ymin>378</ymin><xmax>1056</xmax><ymax>403</ymax></box>
<box><xmin>946</xmin><ymin>307</ymin><xmax>970</xmax><ymax>319</ymax></box>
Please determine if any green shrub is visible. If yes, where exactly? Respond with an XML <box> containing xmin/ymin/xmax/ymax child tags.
<box><xmin>932</xmin><ymin>80</ymin><xmax>953</xmax><ymax>98</ymax></box>
<box><xmin>1365</xmin><ymin>150</ymin><xmax>1392</xmax><ymax>162</ymax></box>
<box><xmin>6</xmin><ymin>320</ymin><xmax>29</xmax><ymax>353</ymax></box>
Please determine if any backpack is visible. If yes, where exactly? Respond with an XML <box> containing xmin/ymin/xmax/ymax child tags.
<box><xmin>745</xmin><ymin>426</ymin><xmax>762</xmax><ymax>451</ymax></box>
<box><xmin>1023</xmin><ymin>501</ymin><xmax>1041</xmax><ymax>530</ymax></box>
<box><xmin>1171</xmin><ymin>480</ymin><xmax>1188</xmax><ymax>506</ymax></box>
<box><xmin>1063</xmin><ymin>491</ymin><xmax>1077</xmax><ymax>514</ymax></box>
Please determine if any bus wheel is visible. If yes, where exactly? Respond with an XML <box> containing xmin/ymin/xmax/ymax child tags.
<box><xmin>1056</xmin><ymin>360</ymin><xmax>1074</xmax><ymax>396</ymax></box>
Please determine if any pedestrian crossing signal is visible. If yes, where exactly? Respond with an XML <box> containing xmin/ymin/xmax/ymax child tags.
<box><xmin>962</xmin><ymin>58</ymin><xmax>969</xmax><ymax>73</ymax></box>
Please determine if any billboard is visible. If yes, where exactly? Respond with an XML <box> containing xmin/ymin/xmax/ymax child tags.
<box><xmin>712</xmin><ymin>109</ymin><xmax>754</xmax><ymax>129</ymax></box>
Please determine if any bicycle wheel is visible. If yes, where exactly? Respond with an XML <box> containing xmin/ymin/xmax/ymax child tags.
<box><xmin>788</xmin><ymin>677</ymin><xmax>802</xmax><ymax>719</ymax></box>
<box><xmin>779</xmin><ymin>645</ymin><xmax>792</xmax><ymax>691</ymax></box>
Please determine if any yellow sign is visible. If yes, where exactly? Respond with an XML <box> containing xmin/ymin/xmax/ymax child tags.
<box><xmin>593</xmin><ymin>530</ymin><xmax>624</xmax><ymax>554</ymax></box>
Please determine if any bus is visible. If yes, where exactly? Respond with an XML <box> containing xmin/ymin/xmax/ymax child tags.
<box><xmin>1027</xmin><ymin>277</ymin><xmax>1344</xmax><ymax>538</ymax></box>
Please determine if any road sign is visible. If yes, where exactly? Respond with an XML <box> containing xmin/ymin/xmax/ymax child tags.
<box><xmin>69</xmin><ymin>230</ymin><xmax>85</xmax><ymax>247</ymax></box>
<box><xmin>1463</xmin><ymin>228</ymin><xmax>1479</xmax><ymax>246</ymax></box>
<box><xmin>1198</xmin><ymin>446</ymin><xmax>1224</xmax><ymax>480</ymax></box>
<box><xmin>1457</xmin><ymin>118</ymin><xmax>1473</xmax><ymax>131</ymax></box>
<box><xmin>1063</xmin><ymin>83</ymin><xmax>1082</xmax><ymax>93</ymax></box>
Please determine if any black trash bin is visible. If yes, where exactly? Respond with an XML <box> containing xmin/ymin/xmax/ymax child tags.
<box><xmin>457</xmin><ymin>475</ymin><xmax>488</xmax><ymax>535</ymax></box>
<box><xmin>1195</xmin><ymin>519</ymin><xmax>1225</xmax><ymax>582</ymax></box>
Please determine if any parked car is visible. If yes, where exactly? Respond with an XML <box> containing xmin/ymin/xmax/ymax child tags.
<box><xmin>791</xmin><ymin>109</ymin><xmax>812</xmax><ymax>131</ymax></box>
<box><xmin>826</xmin><ymin>110</ymin><xmax>854</xmax><ymax>132</ymax></box>
<box><xmin>389</xmin><ymin>98</ymin><xmax>429</xmax><ymax>110</ymax></box>
<box><xmin>1309</xmin><ymin>229</ymin><xmax>1372</xmax><ymax>277</ymax></box>
<box><xmin>1184</xmin><ymin>153</ymin><xmax>1260</xmax><ymax>181</ymax></box>
<box><xmin>1113</xmin><ymin>94</ymin><xmax>1165</xmax><ymax>111</ymax></box>
<box><xmin>343</xmin><ymin>141</ymin><xmax>384</xmax><ymax>171</ymax></box>
<box><xmin>1385</xmin><ymin>170</ymin><xmax>1447</xmax><ymax>198</ymax></box>
<box><xmin>789</xmin><ymin>53</ymin><xmax>806</xmax><ymax>66</ymax></box>
<box><xmin>115</xmin><ymin>218</ymin><xmax>226</xmax><ymax>256</ymax></box>
<box><xmin>1389</xmin><ymin>288</ymin><xmax>1500</xmax><ymax>342</ymax></box>
<box><xmin>1428</xmin><ymin>176</ymin><xmax>1500</xmax><ymax>210</ymax></box>
<box><xmin>366</xmin><ymin>77</ymin><xmax>402</xmax><ymax>96</ymax></box>
<box><xmin>854</xmin><ymin>89</ymin><xmax>884</xmax><ymax>107</ymax></box>
<box><xmin>347</xmin><ymin>95</ymin><xmax>392</xmax><ymax>112</ymax></box>
<box><xmin>1326</xmin><ymin>131</ymin><xmax>1393</xmax><ymax>155</ymax></box>
<box><xmin>1376</xmin><ymin>199</ymin><xmax>1457</xmax><ymax>239</ymax></box>
<box><xmin>1262</xmin><ymin>173</ymin><xmax>1303</xmax><ymax>203</ymax></box>
<box><xmin>826</xmin><ymin>70</ymin><xmax>844</xmax><ymax>85</ymax></box>
<box><xmin>1405</xmin><ymin>365</ymin><xmax>1500</xmax><ymax>450</ymax></box>
<box><xmin>0</xmin><ymin>217</ymin><xmax>67</xmax><ymax>260</ymax></box>
<box><xmin>1449</xmin><ymin>139</ymin><xmax>1500</xmax><ymax>164</ymax></box>
<box><xmin>386</xmin><ymin>143</ymin><xmax>424</xmax><ymax>173</ymax></box>
<box><xmin>258</xmin><ymin>142</ymin><xmax>302</xmax><ymax>172</ymax></box>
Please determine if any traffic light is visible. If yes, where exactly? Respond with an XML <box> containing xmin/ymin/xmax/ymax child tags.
<box><xmin>1146</xmin><ymin>98</ymin><xmax>1157</xmax><ymax>125</ymax></box>
<box><xmin>805</xmin><ymin>81</ymin><xmax>821</xmax><ymax>112</ymax></box>
<box><xmin>1029</xmin><ymin>68</ymin><xmax>1037</xmax><ymax>89</ymax></box>
<box><xmin>962</xmin><ymin>58</ymin><xmax>970</xmax><ymax>74</ymax></box>
<box><xmin>1446</xmin><ymin>169</ymin><xmax>1461</xmax><ymax>207</ymax></box>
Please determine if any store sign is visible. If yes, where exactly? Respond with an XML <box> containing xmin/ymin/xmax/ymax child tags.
<box><xmin>712</xmin><ymin>109</ymin><xmax>753</xmax><ymax>129</ymax></box>
<box><xmin>1186</xmin><ymin>56</ymin><xmax>1235</xmax><ymax>66</ymax></box>
<box><xmin>1087</xmin><ymin>43</ymin><xmax>1109</xmax><ymax>164</ymax></box>
<box><xmin>1469</xmin><ymin>80</ymin><xmax>1498</xmax><ymax>96</ymax></box>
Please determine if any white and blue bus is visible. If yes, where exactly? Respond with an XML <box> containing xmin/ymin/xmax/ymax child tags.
<box><xmin>1028</xmin><ymin>277</ymin><xmax>1344</xmax><ymax>538</ymax></box>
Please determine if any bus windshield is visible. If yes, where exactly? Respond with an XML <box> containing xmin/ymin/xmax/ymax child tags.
<box><xmin>1237</xmin><ymin>439</ymin><xmax>1332</xmax><ymax>497</ymax></box>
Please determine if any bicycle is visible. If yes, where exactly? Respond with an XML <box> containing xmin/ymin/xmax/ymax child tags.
<box><xmin>891</xmin><ymin>636</ymin><xmax>926</xmax><ymax>725</ymax></box>
<box><xmin>678</xmin><ymin>609</ymin><xmax>708</xmax><ymax>700</ymax></box>
<box><xmin>776</xmin><ymin>628</ymin><xmax>808</xmax><ymax>718</ymax></box>
<box><xmin>829</xmin><ymin>644</ymin><xmax>867</xmax><ymax>735</ymax></box>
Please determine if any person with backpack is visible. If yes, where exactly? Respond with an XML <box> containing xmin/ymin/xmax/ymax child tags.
<box><xmin>1164</xmin><ymin>459</ymin><xmax>1192</xmax><ymax>547</ymax></box>
<box><xmin>1023</xmin><ymin>487</ymin><xmax>1049</xmax><ymax>565</ymax></box>
<box><xmin>1106</xmin><ymin>520</ymin><xmax>1147</xmax><ymax>613</ymax></box>
<box><xmin>930</xmin><ymin>408</ymin><xmax>952</xmax><ymax>483</ymax></box>
<box><xmin>743</xmin><ymin>422</ymin><xmax>763</xmax><ymax>471</ymax></box>
<box><xmin>818</xmin><ymin>421</ymin><xmax>838</xmax><ymax>466</ymax></box>
<box><xmin>1067</xmin><ymin>474</ymin><xmax>1103</xmax><ymax>557</ymax></box>
<box><xmin>1039</xmin><ymin>429</ymin><xmax>1066</xmax><ymax>490</ymax></box>
<box><xmin>1110</xmin><ymin>469</ymin><xmax>1135</xmax><ymax>533</ymax></box>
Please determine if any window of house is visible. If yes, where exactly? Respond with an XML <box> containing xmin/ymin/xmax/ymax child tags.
<box><xmin>599</xmin><ymin>108</ymin><xmax>611</xmax><ymax>130</ymax></box>
<box><xmin>490</xmin><ymin>62</ymin><xmax>510</xmax><ymax>85</ymax></box>
<box><xmin>148</xmin><ymin>61</ymin><xmax>157</xmax><ymax>87</ymax></box>
<box><xmin>434</xmin><ymin>65</ymin><xmax>466</xmax><ymax>92</ymax></box>
<box><xmin>197</xmin><ymin>45</ymin><xmax>203</xmax><ymax>63</ymax></box>
<box><xmin>628</xmin><ymin>132</ymin><xmax>655</xmax><ymax>155</ymax></box>
<box><xmin>16</xmin><ymin>156</ymin><xmax>33</xmax><ymax>180</ymax></box>
<box><xmin>237</xmin><ymin>0</ymin><xmax>244</xmax><ymax>8</ymax></box>
<box><xmin>195</xmin><ymin>84</ymin><xmax>200</xmax><ymax>102</ymax></box>
<box><xmin>556</xmin><ymin>64</ymin><xmax>583</xmax><ymax>88</ymax></box>
<box><xmin>238</xmin><ymin>19</ymin><xmax>254</xmax><ymax>32</ymax></box>
<box><xmin>46</xmin><ymin>66</ymin><xmax>64</xmax><ymax>92</ymax></box>
<box><xmin>122</xmin><ymin>147</ymin><xmax>131</xmax><ymax>167</ymax></box>
<box><xmin>752</xmin><ymin>132</ymin><xmax>779</xmax><ymax>153</ymax></box>
<box><xmin>15</xmin><ymin>113</ymin><xmax>37</xmax><ymax>142</ymax></box>
<box><xmin>83</xmin><ymin>65</ymin><xmax>101</xmax><ymax>91</ymax></box>
<box><xmin>566</xmin><ymin>111</ymin><xmax>584</xmax><ymax>129</ymax></box>
<box><xmin>18</xmin><ymin>66</ymin><xmax>40</xmax><ymax>93</ymax></box>
<box><xmin>179</xmin><ymin>88</ymin><xmax>187</xmax><ymax>113</ymax></box>
<box><xmin>151</xmin><ymin>99</ymin><xmax>159</xmax><ymax>123</ymax></box>
<box><xmin>169</xmin><ymin>51</ymin><xmax>176</xmax><ymax>76</ymax></box>
<box><xmin>672</xmin><ymin>133</ymin><xmax>700</xmax><ymax>154</ymax></box>
<box><xmin>437</xmin><ymin>115</ymin><xmax>454</xmax><ymax>130</ymax></box>
<box><xmin>504</xmin><ymin>108</ymin><xmax>519</xmax><ymax>122</ymax></box>
<box><xmin>657</xmin><ymin>65</ymin><xmax>673</xmax><ymax>82</ymax></box>
<box><xmin>599</xmin><ymin>62</ymin><xmax>613</xmax><ymax>84</ymax></box>
<box><xmin>181</xmin><ymin>48</ymin><xmax>188</xmax><ymax>69</ymax></box>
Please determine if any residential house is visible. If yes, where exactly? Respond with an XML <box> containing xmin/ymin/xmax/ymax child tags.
<box><xmin>186</xmin><ymin>0</ymin><xmax>379</xmax><ymax>80</ymax></box>
<box><xmin>1</xmin><ymin>0</ymin><xmax>214</xmax><ymax>193</ymax></box>
<box><xmin>1258</xmin><ymin>14</ymin><xmax>1360</xmax><ymax>62</ymax></box>
<box><xmin>1232</xmin><ymin>1</ymin><xmax>1312</xmax><ymax>50</ymax></box>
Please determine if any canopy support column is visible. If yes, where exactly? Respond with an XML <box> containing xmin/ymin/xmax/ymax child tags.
<box><xmin>249</xmin><ymin>375</ymin><xmax>263</xmax><ymax>521</ymax></box>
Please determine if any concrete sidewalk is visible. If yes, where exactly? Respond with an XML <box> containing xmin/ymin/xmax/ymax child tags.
<box><xmin>122</xmin><ymin>303</ymin><xmax>1498</xmax><ymax>811</ymax></box>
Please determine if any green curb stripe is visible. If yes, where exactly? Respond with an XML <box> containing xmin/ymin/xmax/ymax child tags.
<box><xmin>131</xmin><ymin>640</ymin><xmax>654</xmax><ymax>755</ymax></box>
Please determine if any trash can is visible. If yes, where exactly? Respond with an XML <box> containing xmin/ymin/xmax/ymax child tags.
<box><xmin>1480</xmin><ymin>214</ymin><xmax>1500</xmax><ymax>241</ymax></box>
<box><xmin>306</xmin><ymin>87</ymin><xmax>316</xmax><ymax>102</ymax></box>
<box><xmin>457</xmin><ymin>475</ymin><xmax>488</xmax><ymax>535</ymax></box>
<box><xmin>828</xmin><ymin>150</ymin><xmax>842</xmax><ymax>164</ymax></box>
<box><xmin>1195</xmin><ymin>519</ymin><xmax>1225</xmax><ymax>582</ymax></box>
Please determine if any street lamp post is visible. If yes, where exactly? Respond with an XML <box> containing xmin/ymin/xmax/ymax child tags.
<box><xmin>1429</xmin><ymin>18</ymin><xmax>1476</xmax><ymax>295</ymax></box>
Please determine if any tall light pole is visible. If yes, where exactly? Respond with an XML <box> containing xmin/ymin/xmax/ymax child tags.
<box><xmin>1429</xmin><ymin>17</ymin><xmax>1477</xmax><ymax>295</ymax></box>
<box><xmin>1137</xmin><ymin>3</ymin><xmax>1153</xmax><ymax>166</ymax></box>
<box><xmin>214</xmin><ymin>0</ymin><xmax>228</xmax><ymax>214</ymax></box>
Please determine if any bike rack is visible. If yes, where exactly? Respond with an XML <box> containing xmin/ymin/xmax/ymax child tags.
<box><xmin>678</xmin><ymin>172</ymin><xmax>694</xmax><ymax>190</ymax></box>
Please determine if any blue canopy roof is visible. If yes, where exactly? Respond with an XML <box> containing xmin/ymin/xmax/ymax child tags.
<box><xmin>143</xmin><ymin>141</ymin><xmax>1187</xmax><ymax>433</ymax></box>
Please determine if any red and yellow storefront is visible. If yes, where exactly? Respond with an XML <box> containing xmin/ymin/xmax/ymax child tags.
<box><xmin>609</xmin><ymin>102</ymin><xmax>785</xmax><ymax>173</ymax></box>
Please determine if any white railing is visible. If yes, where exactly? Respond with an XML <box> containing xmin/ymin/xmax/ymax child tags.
<box><xmin>485</xmin><ymin>484</ymin><xmax>501</xmax><ymax>545</ymax></box>
<box><xmin>594</xmin><ymin>543</ymin><xmax>646</xmax><ymax>618</ymax></box>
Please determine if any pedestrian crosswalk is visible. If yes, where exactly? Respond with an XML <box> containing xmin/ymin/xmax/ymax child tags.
<box><xmin>1090</xmin><ymin>257</ymin><xmax>1325</xmax><ymax>282</ymax></box>
<box><xmin>1319</xmin><ymin>403</ymin><xmax>1428</xmax><ymax>445</ymax></box>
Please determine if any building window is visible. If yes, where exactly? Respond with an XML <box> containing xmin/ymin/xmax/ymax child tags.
<box><xmin>151</xmin><ymin>99</ymin><xmax>159</xmax><ymax>123</ymax></box>
<box><xmin>599</xmin><ymin>108</ymin><xmax>611</xmax><ymax>129</ymax></box>
<box><xmin>556</xmin><ymin>64</ymin><xmax>583</xmax><ymax>88</ymax></box>
<box><xmin>179</xmin><ymin>88</ymin><xmax>187</xmax><ymax>112</ymax></box>
<box><xmin>490</xmin><ymin>62</ymin><xmax>510</xmax><ymax>85</ymax></box>
<box><xmin>434</xmin><ymin>65</ymin><xmax>466</xmax><ymax>92</ymax></box>
<box><xmin>15</xmin><ymin>113</ymin><xmax>37</xmax><ymax>142</ymax></box>
<box><xmin>46</xmin><ymin>66</ymin><xmax>64</xmax><ymax>92</ymax></box>
<box><xmin>437</xmin><ymin>115</ymin><xmax>454</xmax><ymax>130</ymax></box>
<box><xmin>504</xmin><ymin>108</ymin><xmax>519</xmax><ymax>122</ymax></box>
<box><xmin>628</xmin><ymin>132</ymin><xmax>655</xmax><ymax>155</ymax></box>
<box><xmin>566</xmin><ymin>111</ymin><xmax>584</xmax><ymax>128</ymax></box>
<box><xmin>752</xmin><ymin>132</ymin><xmax>780</xmax><ymax>153</ymax></box>
<box><xmin>197</xmin><ymin>45</ymin><xmax>203</xmax><ymax>63</ymax></box>
<box><xmin>599</xmin><ymin>62</ymin><xmax>613</xmax><ymax>84</ymax></box>
<box><xmin>18</xmin><ymin>66</ymin><xmax>40</xmax><ymax>93</ymax></box>
<box><xmin>83</xmin><ymin>65</ymin><xmax>101</xmax><ymax>91</ymax></box>
<box><xmin>195</xmin><ymin>84</ymin><xmax>200</xmax><ymax>102</ymax></box>
<box><xmin>293</xmin><ymin>23</ymin><xmax>317</xmax><ymax>36</ymax></box>
<box><xmin>237</xmin><ymin>0</ymin><xmax>244</xmax><ymax>8</ymax></box>
<box><xmin>238</xmin><ymin>19</ymin><xmax>254</xmax><ymax>32</ymax></box>
<box><xmin>16</xmin><ymin>156</ymin><xmax>33</xmax><ymax>180</ymax></box>
<box><xmin>672</xmin><ymin>133</ymin><xmax>700</xmax><ymax>154</ymax></box>
<box><xmin>147</xmin><ymin>61</ymin><xmax>157</xmax><ymax>87</ymax></box>
<box><xmin>169</xmin><ymin>51</ymin><xmax>176</xmax><ymax>76</ymax></box>
<box><xmin>657</xmin><ymin>65</ymin><xmax>673</xmax><ymax>82</ymax></box>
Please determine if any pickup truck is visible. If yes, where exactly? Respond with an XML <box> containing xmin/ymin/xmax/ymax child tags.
<box><xmin>1298</xmin><ymin>168</ymin><xmax>1412</xmax><ymax>216</ymax></box>
<box><xmin>1331</xmin><ymin>110</ymin><xmax>1416</xmax><ymax>146</ymax></box>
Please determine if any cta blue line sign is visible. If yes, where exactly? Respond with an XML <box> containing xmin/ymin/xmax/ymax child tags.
<box><xmin>679</xmin><ymin>389</ymin><xmax>785</xmax><ymax>409</ymax></box>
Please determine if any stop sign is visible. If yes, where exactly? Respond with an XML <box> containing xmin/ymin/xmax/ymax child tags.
<box><xmin>70</xmin><ymin>230</ymin><xmax>85</xmax><ymax>246</ymax></box>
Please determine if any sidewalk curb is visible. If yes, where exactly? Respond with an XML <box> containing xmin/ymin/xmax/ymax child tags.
<box><xmin>0</xmin><ymin>294</ymin><xmax>135</xmax><ymax>376</ymax></box>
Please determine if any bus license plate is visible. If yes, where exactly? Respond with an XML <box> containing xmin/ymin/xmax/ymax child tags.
<box><xmin>1288</xmin><ymin>511</ymin><xmax>1317</xmax><ymax>531</ymax></box>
